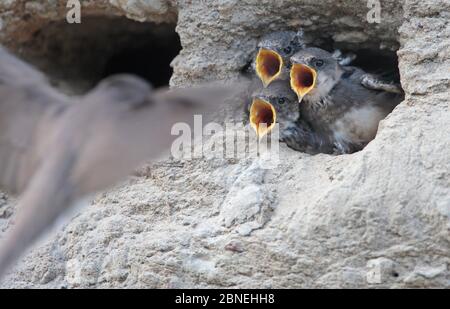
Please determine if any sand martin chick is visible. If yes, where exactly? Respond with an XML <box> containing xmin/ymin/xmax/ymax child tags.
<box><xmin>253</xmin><ymin>31</ymin><xmax>305</xmax><ymax>88</ymax></box>
<box><xmin>246</xmin><ymin>81</ymin><xmax>300</xmax><ymax>139</ymax></box>
<box><xmin>288</xmin><ymin>47</ymin><xmax>404</xmax><ymax>154</ymax></box>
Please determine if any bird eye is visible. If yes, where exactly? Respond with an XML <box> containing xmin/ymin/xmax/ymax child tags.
<box><xmin>283</xmin><ymin>47</ymin><xmax>292</xmax><ymax>54</ymax></box>
<box><xmin>315</xmin><ymin>59</ymin><xmax>324</xmax><ymax>67</ymax></box>
<box><xmin>278</xmin><ymin>98</ymin><xmax>286</xmax><ymax>105</ymax></box>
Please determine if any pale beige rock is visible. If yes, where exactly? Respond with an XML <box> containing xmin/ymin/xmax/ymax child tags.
<box><xmin>0</xmin><ymin>0</ymin><xmax>449</xmax><ymax>288</ymax></box>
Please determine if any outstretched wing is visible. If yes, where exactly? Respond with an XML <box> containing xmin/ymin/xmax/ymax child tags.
<box><xmin>341</xmin><ymin>64</ymin><xmax>403</xmax><ymax>95</ymax></box>
<box><xmin>0</xmin><ymin>47</ymin><xmax>70</xmax><ymax>195</ymax></box>
<box><xmin>360</xmin><ymin>74</ymin><xmax>403</xmax><ymax>94</ymax></box>
<box><xmin>0</xmin><ymin>75</ymin><xmax>241</xmax><ymax>279</ymax></box>
<box><xmin>0</xmin><ymin>47</ymin><xmax>47</xmax><ymax>86</ymax></box>
<box><xmin>70</xmin><ymin>78</ymin><xmax>241</xmax><ymax>195</ymax></box>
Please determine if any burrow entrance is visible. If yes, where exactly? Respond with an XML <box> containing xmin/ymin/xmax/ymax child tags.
<box><xmin>19</xmin><ymin>16</ymin><xmax>181</xmax><ymax>94</ymax></box>
<box><xmin>242</xmin><ymin>35</ymin><xmax>403</xmax><ymax>155</ymax></box>
<box><xmin>343</xmin><ymin>48</ymin><xmax>400</xmax><ymax>83</ymax></box>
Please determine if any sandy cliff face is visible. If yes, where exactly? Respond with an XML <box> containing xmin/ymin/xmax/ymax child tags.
<box><xmin>0</xmin><ymin>0</ymin><xmax>448</xmax><ymax>288</ymax></box>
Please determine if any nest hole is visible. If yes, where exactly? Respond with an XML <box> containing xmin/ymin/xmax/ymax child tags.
<box><xmin>312</xmin><ymin>35</ymin><xmax>401</xmax><ymax>83</ymax></box>
<box><xmin>242</xmin><ymin>36</ymin><xmax>403</xmax><ymax>155</ymax></box>
<box><xmin>345</xmin><ymin>48</ymin><xmax>400</xmax><ymax>83</ymax></box>
<box><xmin>19</xmin><ymin>16</ymin><xmax>181</xmax><ymax>94</ymax></box>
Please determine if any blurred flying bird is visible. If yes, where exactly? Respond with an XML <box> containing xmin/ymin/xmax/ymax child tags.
<box><xmin>0</xmin><ymin>46</ymin><xmax>238</xmax><ymax>279</ymax></box>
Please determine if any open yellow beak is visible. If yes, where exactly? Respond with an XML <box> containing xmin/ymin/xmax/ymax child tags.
<box><xmin>255</xmin><ymin>48</ymin><xmax>284</xmax><ymax>88</ymax></box>
<box><xmin>290</xmin><ymin>63</ymin><xmax>317</xmax><ymax>102</ymax></box>
<box><xmin>249</xmin><ymin>98</ymin><xmax>277</xmax><ymax>138</ymax></box>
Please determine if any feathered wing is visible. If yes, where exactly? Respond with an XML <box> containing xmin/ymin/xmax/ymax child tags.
<box><xmin>282</xmin><ymin>119</ymin><xmax>335</xmax><ymax>155</ymax></box>
<box><xmin>0</xmin><ymin>48</ymin><xmax>70</xmax><ymax>195</ymax></box>
<box><xmin>341</xmin><ymin>64</ymin><xmax>403</xmax><ymax>95</ymax></box>
<box><xmin>360</xmin><ymin>74</ymin><xmax>403</xmax><ymax>94</ymax></box>
<box><xmin>0</xmin><ymin>75</ymin><xmax>238</xmax><ymax>279</ymax></box>
<box><xmin>70</xmin><ymin>80</ymin><xmax>240</xmax><ymax>196</ymax></box>
<box><xmin>0</xmin><ymin>147</ymin><xmax>76</xmax><ymax>279</ymax></box>
<box><xmin>0</xmin><ymin>47</ymin><xmax>47</xmax><ymax>86</ymax></box>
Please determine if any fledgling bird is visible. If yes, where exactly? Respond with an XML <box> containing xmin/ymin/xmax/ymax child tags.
<box><xmin>245</xmin><ymin>81</ymin><xmax>299</xmax><ymax>139</ymax></box>
<box><xmin>0</xmin><ymin>47</ymin><xmax>238</xmax><ymax>279</ymax></box>
<box><xmin>243</xmin><ymin>80</ymin><xmax>331</xmax><ymax>154</ymax></box>
<box><xmin>288</xmin><ymin>47</ymin><xmax>404</xmax><ymax>154</ymax></box>
<box><xmin>253</xmin><ymin>31</ymin><xmax>305</xmax><ymax>88</ymax></box>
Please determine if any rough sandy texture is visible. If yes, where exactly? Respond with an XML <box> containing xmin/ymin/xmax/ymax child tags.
<box><xmin>0</xmin><ymin>0</ymin><xmax>449</xmax><ymax>288</ymax></box>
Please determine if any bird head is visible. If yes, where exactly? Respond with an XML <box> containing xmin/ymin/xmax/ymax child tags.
<box><xmin>249</xmin><ymin>81</ymin><xmax>298</xmax><ymax>138</ymax></box>
<box><xmin>258</xmin><ymin>31</ymin><xmax>304</xmax><ymax>59</ymax></box>
<box><xmin>92</xmin><ymin>74</ymin><xmax>153</xmax><ymax>109</ymax></box>
<box><xmin>290</xmin><ymin>47</ymin><xmax>341</xmax><ymax>103</ymax></box>
<box><xmin>255</xmin><ymin>31</ymin><xmax>304</xmax><ymax>88</ymax></box>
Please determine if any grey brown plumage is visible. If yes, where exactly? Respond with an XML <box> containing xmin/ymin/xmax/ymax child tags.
<box><xmin>288</xmin><ymin>47</ymin><xmax>404</xmax><ymax>154</ymax></box>
<box><xmin>253</xmin><ymin>31</ymin><xmax>305</xmax><ymax>87</ymax></box>
<box><xmin>0</xmin><ymin>47</ymin><xmax>237</xmax><ymax>279</ymax></box>
<box><xmin>246</xmin><ymin>80</ymin><xmax>299</xmax><ymax>138</ymax></box>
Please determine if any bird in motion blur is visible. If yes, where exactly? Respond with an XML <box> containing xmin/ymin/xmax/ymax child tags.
<box><xmin>0</xmin><ymin>46</ymin><xmax>237</xmax><ymax>279</ymax></box>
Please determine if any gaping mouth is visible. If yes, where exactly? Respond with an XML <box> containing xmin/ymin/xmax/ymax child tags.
<box><xmin>290</xmin><ymin>63</ymin><xmax>317</xmax><ymax>101</ymax></box>
<box><xmin>249</xmin><ymin>98</ymin><xmax>277</xmax><ymax>138</ymax></box>
<box><xmin>255</xmin><ymin>48</ymin><xmax>284</xmax><ymax>88</ymax></box>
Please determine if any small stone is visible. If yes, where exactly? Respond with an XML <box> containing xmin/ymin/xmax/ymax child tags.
<box><xmin>367</xmin><ymin>258</ymin><xmax>398</xmax><ymax>284</ymax></box>
<box><xmin>411</xmin><ymin>264</ymin><xmax>447</xmax><ymax>279</ymax></box>
<box><xmin>224</xmin><ymin>240</ymin><xmax>244</xmax><ymax>253</ymax></box>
